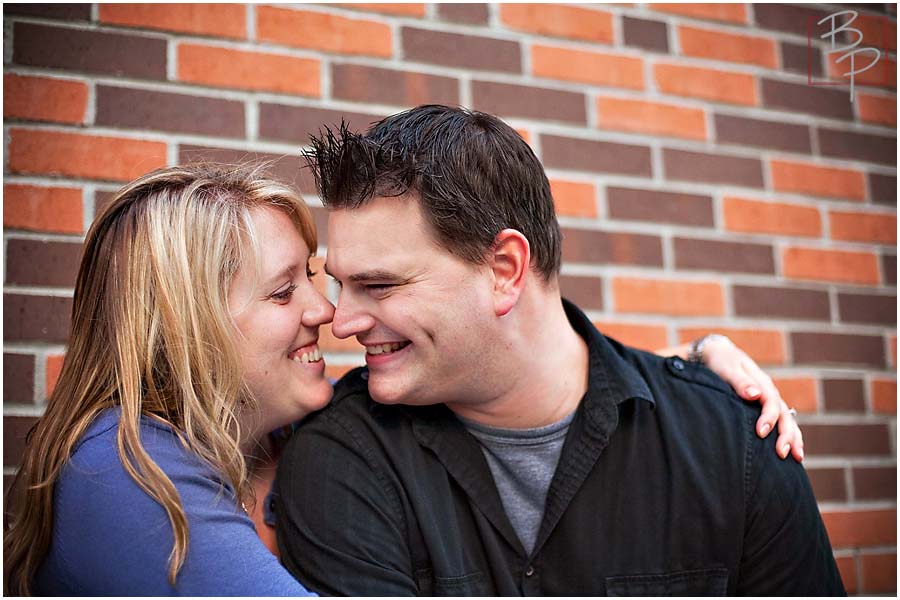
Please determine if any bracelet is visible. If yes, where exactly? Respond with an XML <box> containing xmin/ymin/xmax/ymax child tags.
<box><xmin>687</xmin><ymin>334</ymin><xmax>733</xmax><ymax>364</ymax></box>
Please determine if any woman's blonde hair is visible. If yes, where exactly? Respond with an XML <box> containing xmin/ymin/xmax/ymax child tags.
<box><xmin>3</xmin><ymin>164</ymin><xmax>317</xmax><ymax>595</ymax></box>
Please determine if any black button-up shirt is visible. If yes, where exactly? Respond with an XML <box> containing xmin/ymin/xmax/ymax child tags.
<box><xmin>276</xmin><ymin>300</ymin><xmax>844</xmax><ymax>596</ymax></box>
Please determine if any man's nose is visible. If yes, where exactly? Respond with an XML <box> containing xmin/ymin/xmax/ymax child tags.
<box><xmin>331</xmin><ymin>291</ymin><xmax>376</xmax><ymax>340</ymax></box>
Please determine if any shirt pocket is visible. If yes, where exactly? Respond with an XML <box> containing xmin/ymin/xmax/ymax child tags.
<box><xmin>606</xmin><ymin>567</ymin><xmax>729</xmax><ymax>596</ymax></box>
<box><xmin>414</xmin><ymin>569</ymin><xmax>491</xmax><ymax>596</ymax></box>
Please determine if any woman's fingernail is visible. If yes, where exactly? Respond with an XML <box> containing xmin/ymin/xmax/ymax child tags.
<box><xmin>759</xmin><ymin>422</ymin><xmax>771</xmax><ymax>436</ymax></box>
<box><xmin>781</xmin><ymin>444</ymin><xmax>790</xmax><ymax>458</ymax></box>
<box><xmin>798</xmin><ymin>448</ymin><xmax>804</xmax><ymax>460</ymax></box>
<box><xmin>746</xmin><ymin>385</ymin><xmax>761</xmax><ymax>397</ymax></box>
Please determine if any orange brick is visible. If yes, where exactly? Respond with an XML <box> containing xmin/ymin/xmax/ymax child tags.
<box><xmin>651</xmin><ymin>3</ymin><xmax>747</xmax><ymax>24</ymax></box>
<box><xmin>532</xmin><ymin>45</ymin><xmax>643</xmax><ymax>90</ymax></box>
<box><xmin>613</xmin><ymin>278</ymin><xmax>724</xmax><ymax>316</ymax></box>
<box><xmin>550</xmin><ymin>180</ymin><xmax>596</xmax><ymax>218</ymax></box>
<box><xmin>654</xmin><ymin>63</ymin><xmax>757</xmax><ymax>106</ymax></box>
<box><xmin>500</xmin><ymin>4</ymin><xmax>614</xmax><ymax>44</ymax></box>
<box><xmin>257</xmin><ymin>6</ymin><xmax>391</xmax><ymax>58</ymax></box>
<box><xmin>595</xmin><ymin>321</ymin><xmax>669</xmax><ymax>352</ymax></box>
<box><xmin>3</xmin><ymin>184</ymin><xmax>83</xmax><ymax>234</ymax></box>
<box><xmin>3</xmin><ymin>74</ymin><xmax>87</xmax><ymax>124</ymax></box>
<box><xmin>8</xmin><ymin>129</ymin><xmax>167</xmax><ymax>183</ymax></box>
<box><xmin>325</xmin><ymin>364</ymin><xmax>363</xmax><ymax>381</ymax></box>
<box><xmin>341</xmin><ymin>3</ymin><xmax>425</xmax><ymax>16</ymax></box>
<box><xmin>871</xmin><ymin>379</ymin><xmax>896</xmax><ymax>414</ymax></box>
<box><xmin>829</xmin><ymin>210</ymin><xmax>897</xmax><ymax>244</ymax></box>
<box><xmin>46</xmin><ymin>354</ymin><xmax>65</xmax><ymax>398</ymax></box>
<box><xmin>515</xmin><ymin>128</ymin><xmax>531</xmax><ymax>145</ymax></box>
<box><xmin>782</xmin><ymin>247</ymin><xmax>880</xmax><ymax>285</ymax></box>
<box><xmin>857</xmin><ymin>93</ymin><xmax>896</xmax><ymax>126</ymax></box>
<box><xmin>678</xmin><ymin>26</ymin><xmax>776</xmax><ymax>68</ymax></box>
<box><xmin>827</xmin><ymin>54</ymin><xmax>896</xmax><ymax>89</ymax></box>
<box><xmin>320</xmin><ymin>324</ymin><xmax>366</xmax><ymax>353</ymax></box>
<box><xmin>835</xmin><ymin>556</ymin><xmax>858</xmax><ymax>595</ymax></box>
<box><xmin>597</xmin><ymin>97</ymin><xmax>706</xmax><ymax>140</ymax></box>
<box><xmin>723</xmin><ymin>197</ymin><xmax>821</xmax><ymax>237</ymax></box>
<box><xmin>99</xmin><ymin>3</ymin><xmax>246</xmax><ymax>38</ymax></box>
<box><xmin>178</xmin><ymin>44</ymin><xmax>319</xmax><ymax>96</ymax></box>
<box><xmin>770</xmin><ymin>160</ymin><xmax>866</xmax><ymax>201</ymax></box>
<box><xmin>678</xmin><ymin>327</ymin><xmax>785</xmax><ymax>365</ymax></box>
<box><xmin>822</xmin><ymin>509</ymin><xmax>896</xmax><ymax>548</ymax></box>
<box><xmin>771</xmin><ymin>377</ymin><xmax>818</xmax><ymax>413</ymax></box>
<box><xmin>860</xmin><ymin>552</ymin><xmax>897</xmax><ymax>594</ymax></box>
<box><xmin>853</xmin><ymin>13</ymin><xmax>897</xmax><ymax>51</ymax></box>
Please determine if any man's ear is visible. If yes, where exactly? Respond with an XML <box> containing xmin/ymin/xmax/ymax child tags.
<box><xmin>489</xmin><ymin>229</ymin><xmax>530</xmax><ymax>317</ymax></box>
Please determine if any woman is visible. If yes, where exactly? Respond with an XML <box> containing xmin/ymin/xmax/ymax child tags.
<box><xmin>3</xmin><ymin>164</ymin><xmax>800</xmax><ymax>595</ymax></box>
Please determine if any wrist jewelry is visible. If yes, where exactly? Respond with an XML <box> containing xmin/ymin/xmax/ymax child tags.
<box><xmin>687</xmin><ymin>334</ymin><xmax>733</xmax><ymax>364</ymax></box>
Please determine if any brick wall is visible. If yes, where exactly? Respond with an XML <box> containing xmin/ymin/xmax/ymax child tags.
<box><xmin>3</xmin><ymin>3</ymin><xmax>896</xmax><ymax>594</ymax></box>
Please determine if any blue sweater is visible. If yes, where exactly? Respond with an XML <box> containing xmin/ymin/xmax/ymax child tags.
<box><xmin>34</xmin><ymin>408</ymin><xmax>314</xmax><ymax>596</ymax></box>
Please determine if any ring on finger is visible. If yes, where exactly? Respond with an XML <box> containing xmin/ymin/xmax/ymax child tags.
<box><xmin>786</xmin><ymin>408</ymin><xmax>797</xmax><ymax>418</ymax></box>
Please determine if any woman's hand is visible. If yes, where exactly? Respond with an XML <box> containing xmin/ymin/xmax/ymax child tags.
<box><xmin>658</xmin><ymin>337</ymin><xmax>804</xmax><ymax>462</ymax></box>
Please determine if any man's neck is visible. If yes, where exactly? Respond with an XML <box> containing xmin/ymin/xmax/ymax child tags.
<box><xmin>446</xmin><ymin>294</ymin><xmax>589</xmax><ymax>430</ymax></box>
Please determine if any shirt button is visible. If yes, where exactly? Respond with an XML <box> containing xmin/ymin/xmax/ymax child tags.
<box><xmin>672</xmin><ymin>358</ymin><xmax>685</xmax><ymax>371</ymax></box>
<box><xmin>524</xmin><ymin>566</ymin><xmax>535</xmax><ymax>577</ymax></box>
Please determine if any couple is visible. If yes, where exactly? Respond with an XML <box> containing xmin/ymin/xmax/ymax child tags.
<box><xmin>4</xmin><ymin>105</ymin><xmax>842</xmax><ymax>595</ymax></box>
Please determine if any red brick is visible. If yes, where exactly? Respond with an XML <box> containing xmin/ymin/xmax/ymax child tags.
<box><xmin>8</xmin><ymin>129</ymin><xmax>167</xmax><ymax>182</ymax></box>
<box><xmin>595</xmin><ymin>321</ymin><xmax>669</xmax><ymax>352</ymax></box>
<box><xmin>3</xmin><ymin>74</ymin><xmax>87</xmax><ymax>124</ymax></box>
<box><xmin>562</xmin><ymin>229</ymin><xmax>662</xmax><ymax>267</ymax></box>
<box><xmin>771</xmin><ymin>160</ymin><xmax>866</xmax><ymax>201</ymax></box>
<box><xmin>664</xmin><ymin>149</ymin><xmax>763</xmax><ymax>188</ymax></box>
<box><xmin>714</xmin><ymin>114</ymin><xmax>811</xmax><ymax>154</ymax></box>
<box><xmin>500</xmin><ymin>4</ymin><xmax>614</xmax><ymax>44</ymax></box>
<box><xmin>724</xmin><ymin>197</ymin><xmax>821</xmax><ymax>237</ymax></box>
<box><xmin>559</xmin><ymin>276</ymin><xmax>603</xmax><ymax>311</ymax></box>
<box><xmin>403</xmin><ymin>27</ymin><xmax>520</xmax><ymax>73</ymax></box>
<box><xmin>771</xmin><ymin>377</ymin><xmax>817</xmax><ymax>413</ymax></box>
<box><xmin>655</xmin><ymin>63</ymin><xmax>756</xmax><ymax>106</ymax></box>
<box><xmin>332</xmin><ymin>64</ymin><xmax>458</xmax><ymax>107</ymax></box>
<box><xmin>597</xmin><ymin>97</ymin><xmax>705</xmax><ymax>140</ymax></box>
<box><xmin>678</xmin><ymin>327</ymin><xmax>785</xmax><ymax>365</ymax></box>
<box><xmin>4</xmin><ymin>293</ymin><xmax>73</xmax><ymax>343</ymax></box>
<box><xmin>818</xmin><ymin>128</ymin><xmax>895</xmax><ymax>167</ymax></box>
<box><xmin>806</xmin><ymin>467</ymin><xmax>847</xmax><ymax>501</ymax></box>
<box><xmin>822</xmin><ymin>379</ymin><xmax>866</xmax><ymax>413</ymax></box>
<box><xmin>613</xmin><ymin>278</ymin><xmax>724</xmax><ymax>317</ymax></box>
<box><xmin>46</xmin><ymin>354</ymin><xmax>65</xmax><ymax>398</ymax></box>
<box><xmin>854</xmin><ymin>466</ymin><xmax>897</xmax><ymax>501</ymax></box>
<box><xmin>762</xmin><ymin>78</ymin><xmax>853</xmax><ymax>120</ymax></box>
<box><xmin>607</xmin><ymin>187</ymin><xmax>713</xmax><ymax>227</ymax></box>
<box><xmin>835</xmin><ymin>556</ymin><xmax>858</xmax><ymax>595</ymax></box>
<box><xmin>257</xmin><ymin>6</ymin><xmax>392</xmax><ymax>58</ymax></box>
<box><xmin>541</xmin><ymin>135</ymin><xmax>651</xmax><ymax>176</ymax></box>
<box><xmin>829</xmin><ymin>210</ymin><xmax>896</xmax><ymax>244</ymax></box>
<box><xmin>783</xmin><ymin>247</ymin><xmax>880</xmax><ymax>285</ymax></box>
<box><xmin>436</xmin><ymin>3</ymin><xmax>488</xmax><ymax>25</ymax></box>
<box><xmin>99</xmin><ymin>3</ymin><xmax>246</xmax><ymax>38</ymax></box>
<box><xmin>858</xmin><ymin>93</ymin><xmax>897</xmax><ymax>126</ymax></box>
<box><xmin>651</xmin><ymin>3</ymin><xmax>747</xmax><ymax>24</ymax></box>
<box><xmin>678</xmin><ymin>26</ymin><xmax>776</xmax><ymax>68</ymax></box>
<box><xmin>826</xmin><ymin>54</ymin><xmax>896</xmax><ymax>89</ymax></box>
<box><xmin>860</xmin><ymin>552</ymin><xmax>897</xmax><ymax>594</ymax></box>
<box><xmin>178</xmin><ymin>44</ymin><xmax>319</xmax><ymax>96</ymax></box>
<box><xmin>732</xmin><ymin>284</ymin><xmax>831</xmax><ymax>321</ymax></box>
<box><xmin>532</xmin><ymin>45</ymin><xmax>643</xmax><ymax>90</ymax></box>
<box><xmin>822</xmin><ymin>509</ymin><xmax>896</xmax><ymax>548</ymax></box>
<box><xmin>4</xmin><ymin>354</ymin><xmax>35</xmax><ymax>405</ymax></box>
<box><xmin>871</xmin><ymin>379</ymin><xmax>897</xmax><ymax>414</ymax></box>
<box><xmin>3</xmin><ymin>184</ymin><xmax>83</xmax><ymax>234</ymax></box>
<box><xmin>341</xmin><ymin>3</ymin><xmax>425</xmax><ymax>16</ymax></box>
<box><xmin>674</xmin><ymin>238</ymin><xmax>774</xmax><ymax>275</ymax></box>
<box><xmin>792</xmin><ymin>332</ymin><xmax>886</xmax><ymax>369</ymax></box>
<box><xmin>4</xmin><ymin>416</ymin><xmax>39</xmax><ymax>468</ymax></box>
<box><xmin>549</xmin><ymin>180</ymin><xmax>596</xmax><ymax>218</ymax></box>
<box><xmin>6</xmin><ymin>239</ymin><xmax>82</xmax><ymax>287</ymax></box>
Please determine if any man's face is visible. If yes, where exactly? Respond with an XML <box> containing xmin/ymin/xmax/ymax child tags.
<box><xmin>326</xmin><ymin>195</ymin><xmax>497</xmax><ymax>406</ymax></box>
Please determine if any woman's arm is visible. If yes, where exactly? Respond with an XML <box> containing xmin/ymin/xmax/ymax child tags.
<box><xmin>658</xmin><ymin>336</ymin><xmax>804</xmax><ymax>463</ymax></box>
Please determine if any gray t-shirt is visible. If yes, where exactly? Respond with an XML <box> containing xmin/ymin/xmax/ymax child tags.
<box><xmin>460</xmin><ymin>411</ymin><xmax>575</xmax><ymax>555</ymax></box>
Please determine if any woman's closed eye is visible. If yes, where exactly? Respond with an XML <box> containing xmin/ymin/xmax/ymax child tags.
<box><xmin>269</xmin><ymin>283</ymin><xmax>297</xmax><ymax>303</ymax></box>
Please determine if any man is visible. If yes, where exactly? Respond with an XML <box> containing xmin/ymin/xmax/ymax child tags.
<box><xmin>276</xmin><ymin>105</ymin><xmax>843</xmax><ymax>595</ymax></box>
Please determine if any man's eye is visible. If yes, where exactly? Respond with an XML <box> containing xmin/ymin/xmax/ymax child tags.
<box><xmin>307</xmin><ymin>267</ymin><xmax>317</xmax><ymax>279</ymax></box>
<box><xmin>366</xmin><ymin>284</ymin><xmax>394</xmax><ymax>291</ymax></box>
<box><xmin>270</xmin><ymin>284</ymin><xmax>297</xmax><ymax>302</ymax></box>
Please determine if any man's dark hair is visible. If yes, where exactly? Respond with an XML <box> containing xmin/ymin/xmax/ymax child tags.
<box><xmin>303</xmin><ymin>105</ymin><xmax>562</xmax><ymax>280</ymax></box>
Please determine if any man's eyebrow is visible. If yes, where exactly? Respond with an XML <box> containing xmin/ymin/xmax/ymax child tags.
<box><xmin>323</xmin><ymin>265</ymin><xmax>405</xmax><ymax>283</ymax></box>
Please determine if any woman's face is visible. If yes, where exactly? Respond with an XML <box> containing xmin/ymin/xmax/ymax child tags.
<box><xmin>229</xmin><ymin>206</ymin><xmax>335</xmax><ymax>439</ymax></box>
